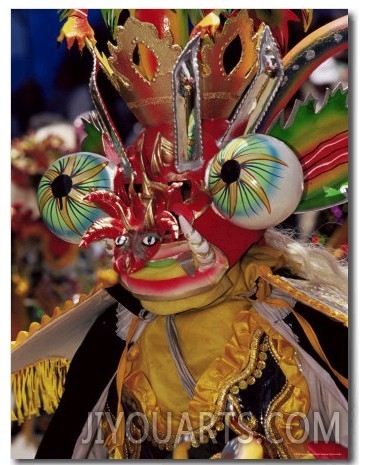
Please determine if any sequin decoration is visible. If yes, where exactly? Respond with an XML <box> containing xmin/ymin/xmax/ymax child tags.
<box><xmin>37</xmin><ymin>152</ymin><xmax>115</xmax><ymax>243</ymax></box>
<box><xmin>207</xmin><ymin>134</ymin><xmax>304</xmax><ymax>229</ymax></box>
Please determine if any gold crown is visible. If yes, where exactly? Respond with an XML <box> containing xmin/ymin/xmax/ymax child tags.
<box><xmin>105</xmin><ymin>10</ymin><xmax>262</xmax><ymax>127</ymax></box>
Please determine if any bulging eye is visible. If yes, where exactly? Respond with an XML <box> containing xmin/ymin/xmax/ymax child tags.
<box><xmin>37</xmin><ymin>152</ymin><xmax>115</xmax><ymax>244</ymax></box>
<box><xmin>115</xmin><ymin>235</ymin><xmax>128</xmax><ymax>247</ymax></box>
<box><xmin>142</xmin><ymin>234</ymin><xmax>159</xmax><ymax>246</ymax></box>
<box><xmin>206</xmin><ymin>134</ymin><xmax>304</xmax><ymax>230</ymax></box>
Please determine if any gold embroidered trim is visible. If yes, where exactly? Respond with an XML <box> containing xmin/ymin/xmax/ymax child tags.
<box><xmin>128</xmin><ymin>96</ymin><xmax>172</xmax><ymax>109</ymax></box>
<box><xmin>119</xmin><ymin>330</ymin><xmax>270</xmax><ymax>451</ymax></box>
<box><xmin>186</xmin><ymin>329</ymin><xmax>268</xmax><ymax>447</ymax></box>
<box><xmin>264</xmin><ymin>382</ymin><xmax>294</xmax><ymax>459</ymax></box>
<box><xmin>258</xmin><ymin>266</ymin><xmax>348</xmax><ymax>326</ymax></box>
<box><xmin>267</xmin><ymin>334</ymin><xmax>281</xmax><ymax>364</ymax></box>
<box><xmin>116</xmin><ymin>300</ymin><xmax>312</xmax><ymax>456</ymax></box>
<box><xmin>215</xmin><ymin>330</ymin><xmax>265</xmax><ymax>403</ymax></box>
<box><xmin>123</xmin><ymin>421</ymin><xmax>142</xmax><ymax>459</ymax></box>
<box><xmin>201</xmin><ymin>91</ymin><xmax>241</xmax><ymax>100</ymax></box>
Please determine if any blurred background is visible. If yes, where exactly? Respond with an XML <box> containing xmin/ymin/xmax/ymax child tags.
<box><xmin>10</xmin><ymin>9</ymin><xmax>349</xmax><ymax>458</ymax></box>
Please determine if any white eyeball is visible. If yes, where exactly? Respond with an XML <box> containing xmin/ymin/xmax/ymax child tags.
<box><xmin>207</xmin><ymin>134</ymin><xmax>304</xmax><ymax>229</ymax></box>
<box><xmin>37</xmin><ymin>152</ymin><xmax>115</xmax><ymax>243</ymax></box>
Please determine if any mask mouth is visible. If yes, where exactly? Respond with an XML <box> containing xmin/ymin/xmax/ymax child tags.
<box><xmin>116</xmin><ymin>216</ymin><xmax>230</xmax><ymax>301</ymax></box>
<box><xmin>114</xmin><ymin>213</ymin><xmax>224</xmax><ymax>276</ymax></box>
<box><xmin>118</xmin><ymin>250</ymin><xmax>229</xmax><ymax>303</ymax></box>
<box><xmin>149</xmin><ymin>240</ymin><xmax>190</xmax><ymax>261</ymax></box>
<box><xmin>147</xmin><ymin>241</ymin><xmax>197</xmax><ymax>277</ymax></box>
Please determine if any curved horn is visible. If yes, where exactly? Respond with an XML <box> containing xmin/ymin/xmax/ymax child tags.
<box><xmin>178</xmin><ymin>215</ymin><xmax>215</xmax><ymax>269</ymax></box>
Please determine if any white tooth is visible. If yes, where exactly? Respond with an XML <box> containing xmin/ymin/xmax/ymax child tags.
<box><xmin>194</xmin><ymin>239</ymin><xmax>210</xmax><ymax>255</ymax></box>
<box><xmin>178</xmin><ymin>215</ymin><xmax>194</xmax><ymax>237</ymax></box>
<box><xmin>178</xmin><ymin>215</ymin><xmax>215</xmax><ymax>269</ymax></box>
<box><xmin>197</xmin><ymin>248</ymin><xmax>215</xmax><ymax>270</ymax></box>
<box><xmin>196</xmin><ymin>248</ymin><xmax>215</xmax><ymax>262</ymax></box>
<box><xmin>188</xmin><ymin>229</ymin><xmax>203</xmax><ymax>246</ymax></box>
<box><xmin>196</xmin><ymin>251</ymin><xmax>216</xmax><ymax>270</ymax></box>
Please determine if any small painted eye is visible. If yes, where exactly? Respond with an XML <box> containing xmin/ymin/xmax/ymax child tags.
<box><xmin>206</xmin><ymin>134</ymin><xmax>304</xmax><ymax>230</ymax></box>
<box><xmin>142</xmin><ymin>234</ymin><xmax>159</xmax><ymax>246</ymax></box>
<box><xmin>115</xmin><ymin>235</ymin><xmax>128</xmax><ymax>247</ymax></box>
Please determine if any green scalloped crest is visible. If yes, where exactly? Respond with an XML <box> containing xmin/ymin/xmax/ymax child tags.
<box><xmin>268</xmin><ymin>86</ymin><xmax>348</xmax><ymax>212</ymax></box>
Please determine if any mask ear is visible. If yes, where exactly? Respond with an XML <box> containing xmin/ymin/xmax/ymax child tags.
<box><xmin>37</xmin><ymin>152</ymin><xmax>115</xmax><ymax>243</ymax></box>
<box><xmin>206</xmin><ymin>134</ymin><xmax>303</xmax><ymax>229</ymax></box>
<box><xmin>268</xmin><ymin>87</ymin><xmax>348</xmax><ymax>213</ymax></box>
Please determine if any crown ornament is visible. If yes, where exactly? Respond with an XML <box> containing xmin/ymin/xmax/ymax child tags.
<box><xmin>198</xmin><ymin>9</ymin><xmax>262</xmax><ymax>119</ymax></box>
<box><xmin>102</xmin><ymin>10</ymin><xmax>261</xmax><ymax>127</ymax></box>
<box><xmin>107</xmin><ymin>16</ymin><xmax>181</xmax><ymax>126</ymax></box>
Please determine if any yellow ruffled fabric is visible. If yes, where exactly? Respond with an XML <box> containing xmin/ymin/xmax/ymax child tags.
<box><xmin>122</xmin><ymin>305</ymin><xmax>313</xmax><ymax>457</ymax></box>
<box><xmin>119</xmin><ymin>245</ymin><xmax>315</xmax><ymax>458</ymax></box>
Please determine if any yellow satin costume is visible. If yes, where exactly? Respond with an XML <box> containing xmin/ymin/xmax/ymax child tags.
<box><xmin>104</xmin><ymin>246</ymin><xmax>318</xmax><ymax>459</ymax></box>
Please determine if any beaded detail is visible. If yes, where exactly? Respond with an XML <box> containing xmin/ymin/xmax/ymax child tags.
<box><xmin>114</xmin><ymin>330</ymin><xmax>271</xmax><ymax>455</ymax></box>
